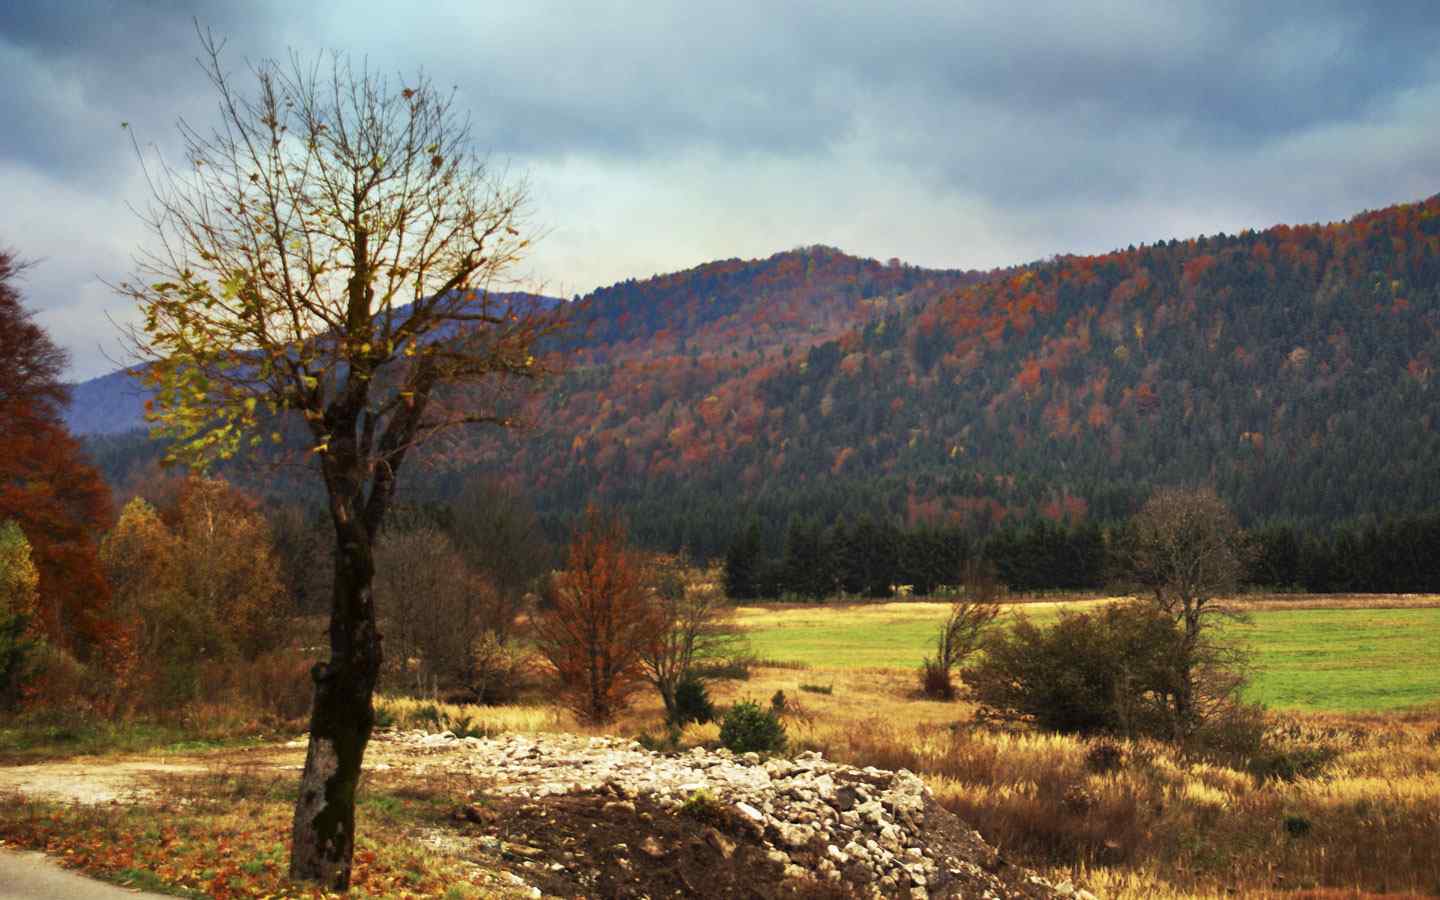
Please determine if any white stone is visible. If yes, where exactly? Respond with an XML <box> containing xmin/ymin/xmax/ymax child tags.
<box><xmin>735</xmin><ymin>801</ymin><xmax>764</xmax><ymax>822</ymax></box>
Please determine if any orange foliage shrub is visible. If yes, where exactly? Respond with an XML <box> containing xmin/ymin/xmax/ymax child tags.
<box><xmin>533</xmin><ymin>507</ymin><xmax>660</xmax><ymax>723</ymax></box>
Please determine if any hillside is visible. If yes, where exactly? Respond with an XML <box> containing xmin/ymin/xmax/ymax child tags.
<box><xmin>77</xmin><ymin>199</ymin><xmax>1440</xmax><ymax>553</ymax></box>
<box><xmin>463</xmin><ymin>196</ymin><xmax>1440</xmax><ymax>552</ymax></box>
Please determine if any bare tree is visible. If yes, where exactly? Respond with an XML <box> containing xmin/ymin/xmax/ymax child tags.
<box><xmin>267</xmin><ymin>502</ymin><xmax>334</xmax><ymax>617</ymax></box>
<box><xmin>919</xmin><ymin>559</ymin><xmax>1003</xmax><ymax>700</ymax></box>
<box><xmin>1115</xmin><ymin>486</ymin><xmax>1248</xmax><ymax>740</ymax></box>
<box><xmin>372</xmin><ymin>525</ymin><xmax>497</xmax><ymax>694</ymax></box>
<box><xmin>639</xmin><ymin>556</ymin><xmax>742</xmax><ymax>722</ymax></box>
<box><xmin>449</xmin><ymin>476</ymin><xmax>551</xmax><ymax>643</ymax></box>
<box><xmin>118</xmin><ymin>31</ymin><xmax>561</xmax><ymax>887</ymax></box>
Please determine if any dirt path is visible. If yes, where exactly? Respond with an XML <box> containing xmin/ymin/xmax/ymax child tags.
<box><xmin>0</xmin><ymin>734</ymin><xmax>490</xmax><ymax>806</ymax></box>
<box><xmin>0</xmin><ymin>759</ymin><xmax>216</xmax><ymax>804</ymax></box>
<box><xmin>0</xmin><ymin>746</ymin><xmax>307</xmax><ymax>804</ymax></box>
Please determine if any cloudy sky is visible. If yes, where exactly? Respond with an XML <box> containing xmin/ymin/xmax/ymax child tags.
<box><xmin>3</xmin><ymin>1</ymin><xmax>1438</xmax><ymax>379</ymax></box>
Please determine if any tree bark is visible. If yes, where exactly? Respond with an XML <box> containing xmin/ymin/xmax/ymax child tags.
<box><xmin>1172</xmin><ymin>609</ymin><xmax>1201</xmax><ymax>744</ymax></box>
<box><xmin>659</xmin><ymin>680</ymin><xmax>677</xmax><ymax>722</ymax></box>
<box><xmin>289</xmin><ymin>521</ymin><xmax>382</xmax><ymax>889</ymax></box>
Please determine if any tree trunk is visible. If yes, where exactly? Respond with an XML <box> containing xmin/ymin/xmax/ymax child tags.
<box><xmin>289</xmin><ymin>530</ymin><xmax>382</xmax><ymax>889</ymax></box>
<box><xmin>1172</xmin><ymin>676</ymin><xmax>1193</xmax><ymax>744</ymax></box>
<box><xmin>1172</xmin><ymin>612</ymin><xmax>1201</xmax><ymax>744</ymax></box>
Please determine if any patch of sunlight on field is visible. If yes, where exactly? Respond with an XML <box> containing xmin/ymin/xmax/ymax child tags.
<box><xmin>738</xmin><ymin>599</ymin><xmax>1440</xmax><ymax>712</ymax></box>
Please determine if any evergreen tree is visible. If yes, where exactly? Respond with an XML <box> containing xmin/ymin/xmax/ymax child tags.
<box><xmin>722</xmin><ymin>519</ymin><xmax>764</xmax><ymax>600</ymax></box>
<box><xmin>781</xmin><ymin>515</ymin><xmax>832</xmax><ymax>599</ymax></box>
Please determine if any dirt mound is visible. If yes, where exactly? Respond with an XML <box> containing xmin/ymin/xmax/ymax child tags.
<box><xmin>453</xmin><ymin>787</ymin><xmax>1058</xmax><ymax>899</ymax></box>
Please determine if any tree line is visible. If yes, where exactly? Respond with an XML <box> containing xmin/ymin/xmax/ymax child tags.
<box><xmin>723</xmin><ymin>510</ymin><xmax>1440</xmax><ymax>600</ymax></box>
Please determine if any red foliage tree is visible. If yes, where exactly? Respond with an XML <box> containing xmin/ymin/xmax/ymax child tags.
<box><xmin>0</xmin><ymin>250</ymin><xmax>115</xmax><ymax>659</ymax></box>
<box><xmin>533</xmin><ymin>507</ymin><xmax>659</xmax><ymax>723</ymax></box>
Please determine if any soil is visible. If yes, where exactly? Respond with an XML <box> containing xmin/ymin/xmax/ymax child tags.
<box><xmin>458</xmin><ymin>788</ymin><xmax>854</xmax><ymax>899</ymax></box>
<box><xmin>447</xmin><ymin>786</ymin><xmax>1058</xmax><ymax>899</ymax></box>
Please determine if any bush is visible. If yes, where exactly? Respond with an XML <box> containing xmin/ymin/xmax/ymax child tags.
<box><xmin>695</xmin><ymin>655</ymin><xmax>753</xmax><ymax>681</ymax></box>
<box><xmin>965</xmin><ymin>602</ymin><xmax>1196</xmax><ymax>737</ymax></box>
<box><xmin>414</xmin><ymin>702</ymin><xmax>444</xmax><ymax>730</ymax></box>
<box><xmin>670</xmin><ymin>674</ymin><xmax>715</xmax><ymax>726</ymax></box>
<box><xmin>182</xmin><ymin>651</ymin><xmax>315</xmax><ymax>728</ymax></box>
<box><xmin>20</xmin><ymin>646</ymin><xmax>80</xmax><ymax>707</ymax></box>
<box><xmin>964</xmin><ymin>603</ymin><xmax>1170</xmax><ymax>735</ymax></box>
<box><xmin>918</xmin><ymin>560</ymin><xmax>1003</xmax><ymax>700</ymax></box>
<box><xmin>918</xmin><ymin>658</ymin><xmax>955</xmax><ymax>700</ymax></box>
<box><xmin>720</xmin><ymin>700</ymin><xmax>787</xmax><ymax>754</ymax></box>
<box><xmin>966</xmin><ymin>601</ymin><xmax>1258</xmax><ymax>745</ymax></box>
<box><xmin>635</xmin><ymin>725</ymin><xmax>682</xmax><ymax>752</ymax></box>
<box><xmin>466</xmin><ymin>632</ymin><xmax>534</xmax><ymax>705</ymax></box>
<box><xmin>681</xmin><ymin>788</ymin><xmax>725</xmax><ymax>825</ymax></box>
<box><xmin>1249</xmin><ymin>743</ymin><xmax>1340</xmax><ymax>783</ymax></box>
<box><xmin>240</xmin><ymin>650</ymin><xmax>317</xmax><ymax>724</ymax></box>
<box><xmin>1084</xmin><ymin>739</ymin><xmax>1127</xmax><ymax>774</ymax></box>
<box><xmin>1283</xmin><ymin>814</ymin><xmax>1313</xmax><ymax>837</ymax></box>
<box><xmin>1191</xmin><ymin>699</ymin><xmax>1266</xmax><ymax>759</ymax></box>
<box><xmin>0</xmin><ymin>609</ymin><xmax>40</xmax><ymax>710</ymax></box>
<box><xmin>373</xmin><ymin>703</ymin><xmax>396</xmax><ymax>730</ymax></box>
<box><xmin>445</xmin><ymin>713</ymin><xmax>495</xmax><ymax>740</ymax></box>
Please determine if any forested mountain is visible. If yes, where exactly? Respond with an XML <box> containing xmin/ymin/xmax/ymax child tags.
<box><xmin>78</xmin><ymin>198</ymin><xmax>1440</xmax><ymax>556</ymax></box>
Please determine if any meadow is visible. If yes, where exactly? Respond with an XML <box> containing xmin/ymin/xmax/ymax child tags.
<box><xmin>737</xmin><ymin>595</ymin><xmax>1440</xmax><ymax>713</ymax></box>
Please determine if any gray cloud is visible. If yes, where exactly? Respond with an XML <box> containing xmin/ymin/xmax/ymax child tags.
<box><xmin>2</xmin><ymin>0</ymin><xmax>1437</xmax><ymax>378</ymax></box>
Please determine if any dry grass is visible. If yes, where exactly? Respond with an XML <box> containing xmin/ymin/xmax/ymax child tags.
<box><xmin>748</xmin><ymin>673</ymin><xmax>1440</xmax><ymax>897</ymax></box>
<box><xmin>375</xmin><ymin>696</ymin><xmax>570</xmax><ymax>736</ymax></box>
<box><xmin>45</xmin><ymin>583</ymin><xmax>1417</xmax><ymax>899</ymax></box>
<box><xmin>6</xmin><ymin>651</ymin><xmax>1436</xmax><ymax>898</ymax></box>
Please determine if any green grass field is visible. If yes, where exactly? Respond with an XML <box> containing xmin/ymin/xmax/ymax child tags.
<box><xmin>736</xmin><ymin>601</ymin><xmax>1440</xmax><ymax>713</ymax></box>
<box><xmin>1233</xmin><ymin>607</ymin><xmax>1440</xmax><ymax>711</ymax></box>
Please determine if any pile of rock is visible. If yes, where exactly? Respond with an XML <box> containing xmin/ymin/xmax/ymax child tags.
<box><xmin>377</xmin><ymin>730</ymin><xmax>1082</xmax><ymax>899</ymax></box>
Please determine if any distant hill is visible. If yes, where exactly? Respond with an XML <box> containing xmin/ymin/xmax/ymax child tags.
<box><xmin>63</xmin><ymin>291</ymin><xmax>566</xmax><ymax>436</ymax></box>
<box><xmin>77</xmin><ymin>200</ymin><xmax>1440</xmax><ymax>555</ymax></box>
<box><xmin>70</xmin><ymin>248</ymin><xmax>979</xmax><ymax>438</ymax></box>
<box><xmin>66</xmin><ymin>367</ymin><xmax>150</xmax><ymax>435</ymax></box>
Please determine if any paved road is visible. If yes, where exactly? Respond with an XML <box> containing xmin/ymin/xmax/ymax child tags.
<box><xmin>0</xmin><ymin>849</ymin><xmax>172</xmax><ymax>899</ymax></box>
